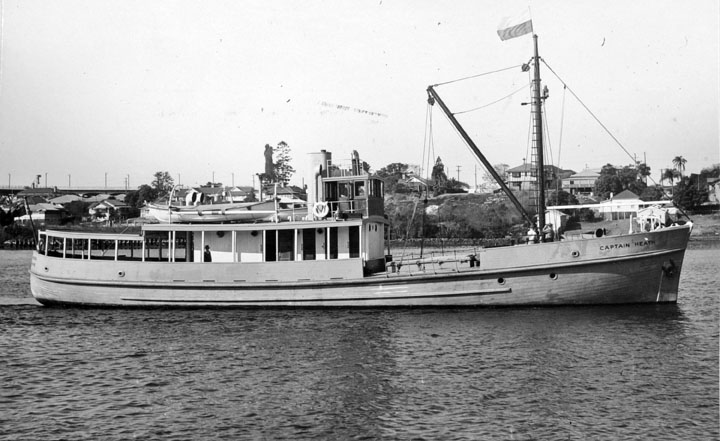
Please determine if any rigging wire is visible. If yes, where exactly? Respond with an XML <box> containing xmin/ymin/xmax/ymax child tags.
<box><xmin>432</xmin><ymin>64</ymin><xmax>524</xmax><ymax>87</ymax></box>
<box><xmin>542</xmin><ymin>59</ymin><xmax>676</xmax><ymax>194</ymax></box>
<box><xmin>454</xmin><ymin>84</ymin><xmax>530</xmax><ymax>115</ymax></box>
<box><xmin>541</xmin><ymin>59</ymin><xmax>636</xmax><ymax>165</ymax></box>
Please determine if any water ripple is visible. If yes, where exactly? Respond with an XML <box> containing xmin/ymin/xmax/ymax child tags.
<box><xmin>0</xmin><ymin>249</ymin><xmax>718</xmax><ymax>439</ymax></box>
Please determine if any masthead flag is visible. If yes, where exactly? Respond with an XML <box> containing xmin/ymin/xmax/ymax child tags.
<box><xmin>497</xmin><ymin>10</ymin><xmax>533</xmax><ymax>41</ymax></box>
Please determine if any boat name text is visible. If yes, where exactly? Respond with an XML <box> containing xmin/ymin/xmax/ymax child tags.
<box><xmin>599</xmin><ymin>240</ymin><xmax>655</xmax><ymax>251</ymax></box>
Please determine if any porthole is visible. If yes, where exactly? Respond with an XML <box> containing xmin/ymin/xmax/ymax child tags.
<box><xmin>251</xmin><ymin>230</ymin><xmax>258</xmax><ymax>236</ymax></box>
<box><xmin>549</xmin><ymin>273</ymin><xmax>558</xmax><ymax>280</ymax></box>
<box><xmin>118</xmin><ymin>271</ymin><xmax>125</xmax><ymax>277</ymax></box>
<box><xmin>571</xmin><ymin>250</ymin><xmax>580</xmax><ymax>258</ymax></box>
<box><xmin>497</xmin><ymin>277</ymin><xmax>505</xmax><ymax>285</ymax></box>
<box><xmin>217</xmin><ymin>231</ymin><xmax>225</xmax><ymax>238</ymax></box>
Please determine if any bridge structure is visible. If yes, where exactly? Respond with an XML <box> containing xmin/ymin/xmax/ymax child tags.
<box><xmin>0</xmin><ymin>185</ymin><xmax>129</xmax><ymax>197</ymax></box>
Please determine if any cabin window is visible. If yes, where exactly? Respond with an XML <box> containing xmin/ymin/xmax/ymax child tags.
<box><xmin>67</xmin><ymin>238</ymin><xmax>87</xmax><ymax>259</ymax></box>
<box><xmin>144</xmin><ymin>232</ymin><xmax>169</xmax><ymax>261</ymax></box>
<box><xmin>339</xmin><ymin>183</ymin><xmax>352</xmax><ymax>199</ymax></box>
<box><xmin>46</xmin><ymin>237</ymin><xmax>62</xmax><ymax>257</ymax></box>
<box><xmin>324</xmin><ymin>183</ymin><xmax>338</xmax><ymax>202</ymax></box>
<box><xmin>354</xmin><ymin>181</ymin><xmax>365</xmax><ymax>198</ymax></box>
<box><xmin>90</xmin><ymin>239</ymin><xmax>116</xmax><ymax>260</ymax></box>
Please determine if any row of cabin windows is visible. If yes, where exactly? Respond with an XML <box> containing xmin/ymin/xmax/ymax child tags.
<box><xmin>39</xmin><ymin>226</ymin><xmax>362</xmax><ymax>262</ymax></box>
<box><xmin>264</xmin><ymin>226</ymin><xmax>359</xmax><ymax>261</ymax></box>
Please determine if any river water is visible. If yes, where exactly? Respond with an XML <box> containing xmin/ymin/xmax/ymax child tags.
<box><xmin>1</xmin><ymin>246</ymin><xmax>718</xmax><ymax>440</ymax></box>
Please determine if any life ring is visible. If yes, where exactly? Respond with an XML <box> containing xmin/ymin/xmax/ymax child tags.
<box><xmin>313</xmin><ymin>202</ymin><xmax>329</xmax><ymax>218</ymax></box>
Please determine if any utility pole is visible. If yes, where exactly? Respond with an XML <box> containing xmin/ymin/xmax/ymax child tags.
<box><xmin>456</xmin><ymin>165</ymin><xmax>461</xmax><ymax>181</ymax></box>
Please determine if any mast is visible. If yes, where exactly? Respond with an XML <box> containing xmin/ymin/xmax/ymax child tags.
<box><xmin>532</xmin><ymin>34</ymin><xmax>547</xmax><ymax>231</ymax></box>
<box><xmin>426</xmin><ymin>86</ymin><xmax>535</xmax><ymax>228</ymax></box>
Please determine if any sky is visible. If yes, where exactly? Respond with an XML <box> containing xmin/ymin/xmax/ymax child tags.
<box><xmin>0</xmin><ymin>0</ymin><xmax>718</xmax><ymax>190</ymax></box>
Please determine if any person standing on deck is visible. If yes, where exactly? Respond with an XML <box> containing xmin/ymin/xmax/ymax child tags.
<box><xmin>204</xmin><ymin>245</ymin><xmax>212</xmax><ymax>262</ymax></box>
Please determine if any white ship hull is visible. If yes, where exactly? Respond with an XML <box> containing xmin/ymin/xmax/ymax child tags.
<box><xmin>30</xmin><ymin>223</ymin><xmax>691</xmax><ymax>307</ymax></box>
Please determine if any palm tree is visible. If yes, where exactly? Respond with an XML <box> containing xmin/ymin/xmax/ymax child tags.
<box><xmin>661</xmin><ymin>168</ymin><xmax>680</xmax><ymax>186</ymax></box>
<box><xmin>672</xmin><ymin>156</ymin><xmax>687</xmax><ymax>177</ymax></box>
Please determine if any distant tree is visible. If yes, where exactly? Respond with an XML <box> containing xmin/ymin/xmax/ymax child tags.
<box><xmin>546</xmin><ymin>190</ymin><xmax>578</xmax><ymax>206</ymax></box>
<box><xmin>376</xmin><ymin>162</ymin><xmax>412</xmax><ymax>194</ymax></box>
<box><xmin>594</xmin><ymin>164</ymin><xmax>623</xmax><ymax>199</ymax></box>
<box><xmin>636</xmin><ymin>162</ymin><xmax>652</xmax><ymax>183</ymax></box>
<box><xmin>431</xmin><ymin>157</ymin><xmax>448</xmax><ymax>196</ymax></box>
<box><xmin>126</xmin><ymin>184</ymin><xmax>158</xmax><ymax>207</ymax></box>
<box><xmin>700</xmin><ymin>164</ymin><xmax>720</xmax><ymax>179</ymax></box>
<box><xmin>481</xmin><ymin>163</ymin><xmax>509</xmax><ymax>191</ymax></box>
<box><xmin>442</xmin><ymin>178</ymin><xmax>470</xmax><ymax>194</ymax></box>
<box><xmin>258</xmin><ymin>141</ymin><xmax>296</xmax><ymax>186</ymax></box>
<box><xmin>273</xmin><ymin>141</ymin><xmax>295</xmax><ymax>185</ymax></box>
<box><xmin>639</xmin><ymin>185</ymin><xmax>666</xmax><ymax>201</ymax></box>
<box><xmin>672</xmin><ymin>156</ymin><xmax>687</xmax><ymax>177</ymax></box>
<box><xmin>673</xmin><ymin>176</ymin><xmax>706</xmax><ymax>211</ymax></box>
<box><xmin>661</xmin><ymin>168</ymin><xmax>681</xmax><ymax>186</ymax></box>
<box><xmin>594</xmin><ymin>163</ymin><xmax>647</xmax><ymax>199</ymax></box>
<box><xmin>151</xmin><ymin>171</ymin><xmax>174</xmax><ymax>198</ymax></box>
<box><xmin>63</xmin><ymin>200</ymin><xmax>91</xmax><ymax>222</ymax></box>
<box><xmin>620</xmin><ymin>165</ymin><xmax>647</xmax><ymax>195</ymax></box>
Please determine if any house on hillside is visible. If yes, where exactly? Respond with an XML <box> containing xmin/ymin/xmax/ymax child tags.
<box><xmin>506</xmin><ymin>163</ymin><xmax>572</xmax><ymax>191</ymax></box>
<box><xmin>89</xmin><ymin>199</ymin><xmax>131</xmax><ymax>221</ymax></box>
<box><xmin>263</xmin><ymin>185</ymin><xmax>305</xmax><ymax>201</ymax></box>
<box><xmin>562</xmin><ymin>168</ymin><xmax>601</xmax><ymax>195</ymax></box>
<box><xmin>400</xmin><ymin>175</ymin><xmax>433</xmax><ymax>193</ymax></box>
<box><xmin>17</xmin><ymin>203</ymin><xmax>70</xmax><ymax>226</ymax></box>
<box><xmin>228</xmin><ymin>186</ymin><xmax>256</xmax><ymax>202</ymax></box>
